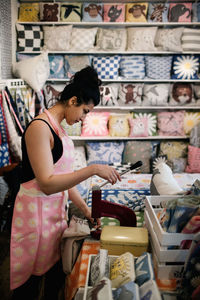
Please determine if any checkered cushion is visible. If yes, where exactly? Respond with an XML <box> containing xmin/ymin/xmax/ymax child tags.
<box><xmin>69</xmin><ymin>27</ymin><xmax>97</xmax><ymax>50</ymax></box>
<box><xmin>16</xmin><ymin>24</ymin><xmax>43</xmax><ymax>51</ymax></box>
<box><xmin>92</xmin><ymin>55</ymin><xmax>120</xmax><ymax>79</ymax></box>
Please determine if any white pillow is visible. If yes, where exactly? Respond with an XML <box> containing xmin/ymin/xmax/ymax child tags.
<box><xmin>69</xmin><ymin>27</ymin><xmax>98</xmax><ymax>51</ymax></box>
<box><xmin>142</xmin><ymin>84</ymin><xmax>169</xmax><ymax>106</ymax></box>
<box><xmin>12</xmin><ymin>52</ymin><xmax>50</xmax><ymax>92</ymax></box>
<box><xmin>127</xmin><ymin>27</ymin><xmax>157</xmax><ymax>51</ymax></box>
<box><xmin>43</xmin><ymin>25</ymin><xmax>72</xmax><ymax>51</ymax></box>
<box><xmin>95</xmin><ymin>28</ymin><xmax>127</xmax><ymax>52</ymax></box>
<box><xmin>155</xmin><ymin>27</ymin><xmax>184</xmax><ymax>52</ymax></box>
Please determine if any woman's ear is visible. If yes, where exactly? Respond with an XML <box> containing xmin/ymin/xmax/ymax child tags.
<box><xmin>69</xmin><ymin>96</ymin><xmax>77</xmax><ymax>106</ymax></box>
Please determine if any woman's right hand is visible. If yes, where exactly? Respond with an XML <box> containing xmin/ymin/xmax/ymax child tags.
<box><xmin>94</xmin><ymin>164</ymin><xmax>121</xmax><ymax>185</ymax></box>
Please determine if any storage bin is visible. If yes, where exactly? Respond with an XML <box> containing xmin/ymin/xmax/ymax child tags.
<box><xmin>100</xmin><ymin>225</ymin><xmax>148</xmax><ymax>256</ymax></box>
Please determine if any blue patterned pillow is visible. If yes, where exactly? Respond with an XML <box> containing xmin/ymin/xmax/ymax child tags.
<box><xmin>135</xmin><ymin>252</ymin><xmax>155</xmax><ymax>286</ymax></box>
<box><xmin>147</xmin><ymin>3</ymin><xmax>169</xmax><ymax>22</ymax></box>
<box><xmin>120</xmin><ymin>56</ymin><xmax>145</xmax><ymax>79</ymax></box>
<box><xmin>171</xmin><ymin>55</ymin><xmax>200</xmax><ymax>80</ymax></box>
<box><xmin>86</xmin><ymin>141</ymin><xmax>125</xmax><ymax>165</ymax></box>
<box><xmin>92</xmin><ymin>55</ymin><xmax>121</xmax><ymax>80</ymax></box>
<box><xmin>48</xmin><ymin>55</ymin><xmax>65</xmax><ymax>79</ymax></box>
<box><xmin>145</xmin><ymin>55</ymin><xmax>173</xmax><ymax>79</ymax></box>
<box><xmin>82</xmin><ymin>2</ymin><xmax>103</xmax><ymax>22</ymax></box>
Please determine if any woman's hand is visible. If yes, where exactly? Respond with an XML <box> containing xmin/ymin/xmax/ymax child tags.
<box><xmin>94</xmin><ymin>164</ymin><xmax>121</xmax><ymax>185</ymax></box>
<box><xmin>85</xmin><ymin>207</ymin><xmax>101</xmax><ymax>228</ymax></box>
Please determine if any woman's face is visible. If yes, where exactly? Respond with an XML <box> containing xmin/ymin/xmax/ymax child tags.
<box><xmin>65</xmin><ymin>102</ymin><xmax>94</xmax><ymax>125</ymax></box>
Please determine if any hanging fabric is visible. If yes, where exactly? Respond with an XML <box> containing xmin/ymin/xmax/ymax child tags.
<box><xmin>0</xmin><ymin>93</ymin><xmax>11</xmax><ymax>167</ymax></box>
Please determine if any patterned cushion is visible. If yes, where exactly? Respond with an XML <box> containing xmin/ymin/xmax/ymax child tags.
<box><xmin>103</xmin><ymin>4</ymin><xmax>125</xmax><ymax>22</ymax></box>
<box><xmin>61</xmin><ymin>119</ymin><xmax>82</xmax><ymax>136</ymax></box>
<box><xmin>118</xmin><ymin>83</ymin><xmax>143</xmax><ymax>106</ymax></box>
<box><xmin>119</xmin><ymin>56</ymin><xmax>145</xmax><ymax>79</ymax></box>
<box><xmin>64</xmin><ymin>55</ymin><xmax>91</xmax><ymax>78</ymax></box>
<box><xmin>40</xmin><ymin>2</ymin><xmax>60</xmax><ymax>21</ymax></box>
<box><xmin>108</xmin><ymin>114</ymin><xmax>130</xmax><ymax>137</ymax></box>
<box><xmin>99</xmin><ymin>84</ymin><xmax>119</xmax><ymax>106</ymax></box>
<box><xmin>129</xmin><ymin>116</ymin><xmax>149</xmax><ymax>137</ymax></box>
<box><xmin>171</xmin><ymin>55</ymin><xmax>200</xmax><ymax>80</ymax></box>
<box><xmin>43</xmin><ymin>84</ymin><xmax>65</xmax><ymax>108</ymax></box>
<box><xmin>43</xmin><ymin>25</ymin><xmax>72</xmax><ymax>51</ymax></box>
<box><xmin>126</xmin><ymin>3</ymin><xmax>148</xmax><ymax>22</ymax></box>
<box><xmin>18</xmin><ymin>3</ymin><xmax>40</xmax><ymax>22</ymax></box>
<box><xmin>181</xmin><ymin>28</ymin><xmax>200</xmax><ymax>52</ymax></box>
<box><xmin>145</xmin><ymin>55</ymin><xmax>173</xmax><ymax>79</ymax></box>
<box><xmin>133</xmin><ymin>112</ymin><xmax>157</xmax><ymax>136</ymax></box>
<box><xmin>147</xmin><ymin>3</ymin><xmax>169</xmax><ymax>22</ymax></box>
<box><xmin>155</xmin><ymin>27</ymin><xmax>184</xmax><ymax>52</ymax></box>
<box><xmin>16</xmin><ymin>24</ymin><xmax>43</xmax><ymax>52</ymax></box>
<box><xmin>185</xmin><ymin>145</ymin><xmax>200</xmax><ymax>173</ymax></box>
<box><xmin>142</xmin><ymin>84</ymin><xmax>169</xmax><ymax>106</ymax></box>
<box><xmin>190</xmin><ymin>123</ymin><xmax>200</xmax><ymax>148</ymax></box>
<box><xmin>69</xmin><ymin>27</ymin><xmax>98</xmax><ymax>50</ymax></box>
<box><xmin>157</xmin><ymin>111</ymin><xmax>185</xmax><ymax>136</ymax></box>
<box><xmin>86</xmin><ymin>141</ymin><xmax>125</xmax><ymax>165</ymax></box>
<box><xmin>82</xmin><ymin>2</ymin><xmax>103</xmax><ymax>22</ymax></box>
<box><xmin>135</xmin><ymin>253</ymin><xmax>155</xmax><ymax>286</ymax></box>
<box><xmin>122</xmin><ymin>141</ymin><xmax>152</xmax><ymax>173</ymax></box>
<box><xmin>48</xmin><ymin>55</ymin><xmax>65</xmax><ymax>79</ymax></box>
<box><xmin>95</xmin><ymin>28</ymin><xmax>127</xmax><ymax>51</ymax></box>
<box><xmin>81</xmin><ymin>112</ymin><xmax>110</xmax><ymax>136</ymax></box>
<box><xmin>60</xmin><ymin>2</ymin><xmax>82</xmax><ymax>22</ymax></box>
<box><xmin>127</xmin><ymin>27</ymin><xmax>157</xmax><ymax>51</ymax></box>
<box><xmin>92</xmin><ymin>55</ymin><xmax>120</xmax><ymax>79</ymax></box>
<box><xmin>169</xmin><ymin>83</ymin><xmax>195</xmax><ymax>106</ymax></box>
<box><xmin>159</xmin><ymin>141</ymin><xmax>188</xmax><ymax>161</ymax></box>
<box><xmin>192</xmin><ymin>2</ymin><xmax>200</xmax><ymax>22</ymax></box>
<box><xmin>168</xmin><ymin>2</ymin><xmax>192</xmax><ymax>22</ymax></box>
<box><xmin>184</xmin><ymin>112</ymin><xmax>200</xmax><ymax>135</ymax></box>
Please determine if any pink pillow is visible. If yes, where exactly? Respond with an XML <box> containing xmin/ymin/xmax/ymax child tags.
<box><xmin>81</xmin><ymin>112</ymin><xmax>110</xmax><ymax>137</ymax></box>
<box><xmin>169</xmin><ymin>3</ymin><xmax>192</xmax><ymax>22</ymax></box>
<box><xmin>157</xmin><ymin>111</ymin><xmax>185</xmax><ymax>136</ymax></box>
<box><xmin>185</xmin><ymin>145</ymin><xmax>200</xmax><ymax>173</ymax></box>
<box><xmin>129</xmin><ymin>117</ymin><xmax>149</xmax><ymax>137</ymax></box>
<box><xmin>103</xmin><ymin>4</ymin><xmax>125</xmax><ymax>22</ymax></box>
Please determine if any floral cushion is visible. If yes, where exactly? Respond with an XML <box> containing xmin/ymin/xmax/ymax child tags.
<box><xmin>99</xmin><ymin>84</ymin><xmax>119</xmax><ymax>106</ymax></box>
<box><xmin>133</xmin><ymin>112</ymin><xmax>157</xmax><ymax>136</ymax></box>
<box><xmin>155</xmin><ymin>27</ymin><xmax>184</xmax><ymax>52</ymax></box>
<box><xmin>118</xmin><ymin>83</ymin><xmax>143</xmax><ymax>106</ymax></box>
<box><xmin>142</xmin><ymin>84</ymin><xmax>169</xmax><ymax>106</ymax></box>
<box><xmin>169</xmin><ymin>83</ymin><xmax>195</xmax><ymax>106</ymax></box>
<box><xmin>81</xmin><ymin>112</ymin><xmax>110</xmax><ymax>136</ymax></box>
<box><xmin>64</xmin><ymin>55</ymin><xmax>91</xmax><ymax>78</ymax></box>
<box><xmin>171</xmin><ymin>55</ymin><xmax>200</xmax><ymax>80</ymax></box>
<box><xmin>129</xmin><ymin>116</ymin><xmax>149</xmax><ymax>137</ymax></box>
<box><xmin>185</xmin><ymin>145</ymin><xmax>200</xmax><ymax>173</ymax></box>
<box><xmin>95</xmin><ymin>28</ymin><xmax>127</xmax><ymax>51</ymax></box>
<box><xmin>168</xmin><ymin>2</ymin><xmax>192</xmax><ymax>22</ymax></box>
<box><xmin>157</xmin><ymin>111</ymin><xmax>185</xmax><ymax>136</ymax></box>
<box><xmin>184</xmin><ymin>112</ymin><xmax>200</xmax><ymax>135</ymax></box>
<box><xmin>48</xmin><ymin>55</ymin><xmax>65</xmax><ymax>79</ymax></box>
<box><xmin>43</xmin><ymin>25</ymin><xmax>72</xmax><ymax>51</ymax></box>
<box><xmin>92</xmin><ymin>55</ymin><xmax>120</xmax><ymax>80</ymax></box>
<box><xmin>108</xmin><ymin>114</ymin><xmax>130</xmax><ymax>137</ymax></box>
<box><xmin>147</xmin><ymin>3</ymin><xmax>169</xmax><ymax>22</ymax></box>
<box><xmin>103</xmin><ymin>4</ymin><xmax>125</xmax><ymax>22</ymax></box>
<box><xmin>145</xmin><ymin>55</ymin><xmax>173</xmax><ymax>80</ymax></box>
<box><xmin>40</xmin><ymin>2</ymin><xmax>60</xmax><ymax>21</ymax></box>
<box><xmin>69</xmin><ymin>27</ymin><xmax>98</xmax><ymax>50</ymax></box>
<box><xmin>16</xmin><ymin>24</ymin><xmax>43</xmax><ymax>52</ymax></box>
<box><xmin>82</xmin><ymin>2</ymin><xmax>103</xmax><ymax>22</ymax></box>
<box><xmin>60</xmin><ymin>2</ymin><xmax>82</xmax><ymax>22</ymax></box>
<box><xmin>126</xmin><ymin>3</ymin><xmax>148</xmax><ymax>22</ymax></box>
<box><xmin>18</xmin><ymin>3</ymin><xmax>40</xmax><ymax>22</ymax></box>
<box><xmin>119</xmin><ymin>56</ymin><xmax>145</xmax><ymax>79</ymax></box>
<box><xmin>127</xmin><ymin>27</ymin><xmax>157</xmax><ymax>51</ymax></box>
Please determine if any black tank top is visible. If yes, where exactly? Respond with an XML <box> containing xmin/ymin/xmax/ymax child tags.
<box><xmin>21</xmin><ymin>119</ymin><xmax>63</xmax><ymax>183</ymax></box>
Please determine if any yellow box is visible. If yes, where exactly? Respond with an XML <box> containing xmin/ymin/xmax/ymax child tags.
<box><xmin>100</xmin><ymin>226</ymin><xmax>148</xmax><ymax>257</ymax></box>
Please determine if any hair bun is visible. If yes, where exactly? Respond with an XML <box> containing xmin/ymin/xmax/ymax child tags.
<box><xmin>72</xmin><ymin>66</ymin><xmax>101</xmax><ymax>88</ymax></box>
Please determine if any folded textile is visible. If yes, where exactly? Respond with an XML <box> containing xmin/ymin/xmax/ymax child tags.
<box><xmin>180</xmin><ymin>215</ymin><xmax>200</xmax><ymax>249</ymax></box>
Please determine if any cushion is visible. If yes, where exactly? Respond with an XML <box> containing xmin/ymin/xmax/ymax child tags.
<box><xmin>113</xmin><ymin>281</ymin><xmax>140</xmax><ymax>300</ymax></box>
<box><xmin>40</xmin><ymin>2</ymin><xmax>60</xmax><ymax>21</ymax></box>
<box><xmin>139</xmin><ymin>280</ymin><xmax>162</xmax><ymax>300</ymax></box>
<box><xmin>86</xmin><ymin>141</ymin><xmax>125</xmax><ymax>165</ymax></box>
<box><xmin>193</xmin><ymin>84</ymin><xmax>200</xmax><ymax>100</ymax></box>
<box><xmin>135</xmin><ymin>253</ymin><xmax>155</xmax><ymax>286</ymax></box>
<box><xmin>16</xmin><ymin>24</ymin><xmax>43</xmax><ymax>52</ymax></box>
<box><xmin>159</xmin><ymin>141</ymin><xmax>188</xmax><ymax>161</ymax></box>
<box><xmin>132</xmin><ymin>112</ymin><xmax>157</xmax><ymax>136</ymax></box>
<box><xmin>43</xmin><ymin>25</ymin><xmax>72</xmax><ymax>51</ymax></box>
<box><xmin>192</xmin><ymin>2</ymin><xmax>200</xmax><ymax>22</ymax></box>
<box><xmin>18</xmin><ymin>3</ymin><xmax>40</xmax><ymax>22</ymax></box>
<box><xmin>81</xmin><ymin>112</ymin><xmax>110</xmax><ymax>137</ymax></box>
<box><xmin>60</xmin><ymin>2</ymin><xmax>82</xmax><ymax>22</ymax></box>
<box><xmin>185</xmin><ymin>145</ymin><xmax>200</xmax><ymax>173</ymax></box>
<box><xmin>119</xmin><ymin>55</ymin><xmax>145</xmax><ymax>79</ymax></box>
<box><xmin>73</xmin><ymin>146</ymin><xmax>87</xmax><ymax>169</ymax></box>
<box><xmin>142</xmin><ymin>84</ymin><xmax>169</xmax><ymax>106</ymax></box>
<box><xmin>69</xmin><ymin>27</ymin><xmax>98</xmax><ymax>50</ymax></box>
<box><xmin>171</xmin><ymin>55</ymin><xmax>200</xmax><ymax>80</ymax></box>
<box><xmin>155</xmin><ymin>27</ymin><xmax>184</xmax><ymax>52</ymax></box>
<box><xmin>108</xmin><ymin>114</ymin><xmax>130</xmax><ymax>137</ymax></box>
<box><xmin>12</xmin><ymin>52</ymin><xmax>50</xmax><ymax>92</ymax></box>
<box><xmin>92</xmin><ymin>55</ymin><xmax>120</xmax><ymax>80</ymax></box>
<box><xmin>127</xmin><ymin>27</ymin><xmax>157</xmax><ymax>51</ymax></box>
<box><xmin>172</xmin><ymin>158</ymin><xmax>187</xmax><ymax>173</ymax></box>
<box><xmin>64</xmin><ymin>55</ymin><xmax>91</xmax><ymax>78</ymax></box>
<box><xmin>122</xmin><ymin>141</ymin><xmax>152</xmax><ymax>173</ymax></box>
<box><xmin>129</xmin><ymin>116</ymin><xmax>149</xmax><ymax>137</ymax></box>
<box><xmin>43</xmin><ymin>84</ymin><xmax>65</xmax><ymax>108</ymax></box>
<box><xmin>157</xmin><ymin>111</ymin><xmax>185</xmax><ymax>136</ymax></box>
<box><xmin>147</xmin><ymin>3</ymin><xmax>169</xmax><ymax>22</ymax></box>
<box><xmin>190</xmin><ymin>123</ymin><xmax>200</xmax><ymax>148</ymax></box>
<box><xmin>118</xmin><ymin>83</ymin><xmax>143</xmax><ymax>106</ymax></box>
<box><xmin>103</xmin><ymin>4</ymin><xmax>125</xmax><ymax>22</ymax></box>
<box><xmin>16</xmin><ymin>53</ymin><xmax>37</xmax><ymax>62</ymax></box>
<box><xmin>99</xmin><ymin>84</ymin><xmax>119</xmax><ymax>106</ymax></box>
<box><xmin>82</xmin><ymin>2</ymin><xmax>103</xmax><ymax>22</ymax></box>
<box><xmin>169</xmin><ymin>83</ymin><xmax>195</xmax><ymax>106</ymax></box>
<box><xmin>48</xmin><ymin>55</ymin><xmax>65</xmax><ymax>79</ymax></box>
<box><xmin>168</xmin><ymin>2</ymin><xmax>192</xmax><ymax>22</ymax></box>
<box><xmin>61</xmin><ymin>120</ymin><xmax>82</xmax><ymax>136</ymax></box>
<box><xmin>181</xmin><ymin>28</ymin><xmax>200</xmax><ymax>52</ymax></box>
<box><xmin>95</xmin><ymin>28</ymin><xmax>127</xmax><ymax>52</ymax></box>
<box><xmin>126</xmin><ymin>3</ymin><xmax>148</xmax><ymax>22</ymax></box>
<box><xmin>184</xmin><ymin>112</ymin><xmax>200</xmax><ymax>135</ymax></box>
<box><xmin>145</xmin><ymin>55</ymin><xmax>173</xmax><ymax>79</ymax></box>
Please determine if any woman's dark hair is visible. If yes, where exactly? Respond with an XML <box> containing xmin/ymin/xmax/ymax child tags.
<box><xmin>59</xmin><ymin>66</ymin><xmax>102</xmax><ymax>106</ymax></box>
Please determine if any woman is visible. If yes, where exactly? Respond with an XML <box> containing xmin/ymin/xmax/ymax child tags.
<box><xmin>10</xmin><ymin>66</ymin><xmax>121</xmax><ymax>299</ymax></box>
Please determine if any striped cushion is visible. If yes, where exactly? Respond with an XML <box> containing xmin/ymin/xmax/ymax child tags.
<box><xmin>181</xmin><ymin>28</ymin><xmax>200</xmax><ymax>51</ymax></box>
<box><xmin>120</xmin><ymin>55</ymin><xmax>145</xmax><ymax>79</ymax></box>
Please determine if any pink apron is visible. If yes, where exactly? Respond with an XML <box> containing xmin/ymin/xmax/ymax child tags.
<box><xmin>10</xmin><ymin>110</ymin><xmax>74</xmax><ymax>290</ymax></box>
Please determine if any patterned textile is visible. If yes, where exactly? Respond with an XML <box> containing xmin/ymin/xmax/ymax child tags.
<box><xmin>145</xmin><ymin>55</ymin><xmax>173</xmax><ymax>80</ymax></box>
<box><xmin>95</xmin><ymin>28</ymin><xmax>127</xmax><ymax>51</ymax></box>
<box><xmin>171</xmin><ymin>55</ymin><xmax>200</xmax><ymax>80</ymax></box>
<box><xmin>60</xmin><ymin>2</ymin><xmax>82</xmax><ymax>22</ymax></box>
<box><xmin>118</xmin><ymin>83</ymin><xmax>143</xmax><ymax>106</ymax></box>
<box><xmin>69</xmin><ymin>27</ymin><xmax>97</xmax><ymax>51</ymax></box>
<box><xmin>168</xmin><ymin>2</ymin><xmax>192</xmax><ymax>22</ymax></box>
<box><xmin>82</xmin><ymin>2</ymin><xmax>103</xmax><ymax>22</ymax></box>
<box><xmin>99</xmin><ymin>84</ymin><xmax>119</xmax><ymax>106</ymax></box>
<box><xmin>16</xmin><ymin>24</ymin><xmax>43</xmax><ymax>52</ymax></box>
<box><xmin>81</xmin><ymin>112</ymin><xmax>110</xmax><ymax>137</ymax></box>
<box><xmin>39</xmin><ymin>2</ymin><xmax>60</xmax><ymax>21</ymax></box>
<box><xmin>119</xmin><ymin>56</ymin><xmax>145</xmax><ymax>79</ymax></box>
<box><xmin>103</xmin><ymin>4</ymin><xmax>125</xmax><ymax>22</ymax></box>
<box><xmin>93</xmin><ymin>55</ymin><xmax>120</xmax><ymax>80</ymax></box>
<box><xmin>181</xmin><ymin>215</ymin><xmax>200</xmax><ymax>249</ymax></box>
<box><xmin>43</xmin><ymin>26</ymin><xmax>72</xmax><ymax>51</ymax></box>
<box><xmin>18</xmin><ymin>3</ymin><xmax>40</xmax><ymax>22</ymax></box>
<box><xmin>108</xmin><ymin>114</ymin><xmax>130</xmax><ymax>137</ymax></box>
<box><xmin>142</xmin><ymin>84</ymin><xmax>169</xmax><ymax>106</ymax></box>
<box><xmin>0</xmin><ymin>93</ymin><xmax>11</xmax><ymax>167</ymax></box>
<box><xmin>48</xmin><ymin>55</ymin><xmax>65</xmax><ymax>79</ymax></box>
<box><xmin>147</xmin><ymin>2</ymin><xmax>169</xmax><ymax>22</ymax></box>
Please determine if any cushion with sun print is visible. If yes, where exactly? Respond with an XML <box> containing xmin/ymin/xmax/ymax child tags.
<box><xmin>171</xmin><ymin>55</ymin><xmax>200</xmax><ymax>80</ymax></box>
<box><xmin>81</xmin><ymin>112</ymin><xmax>110</xmax><ymax>136</ymax></box>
